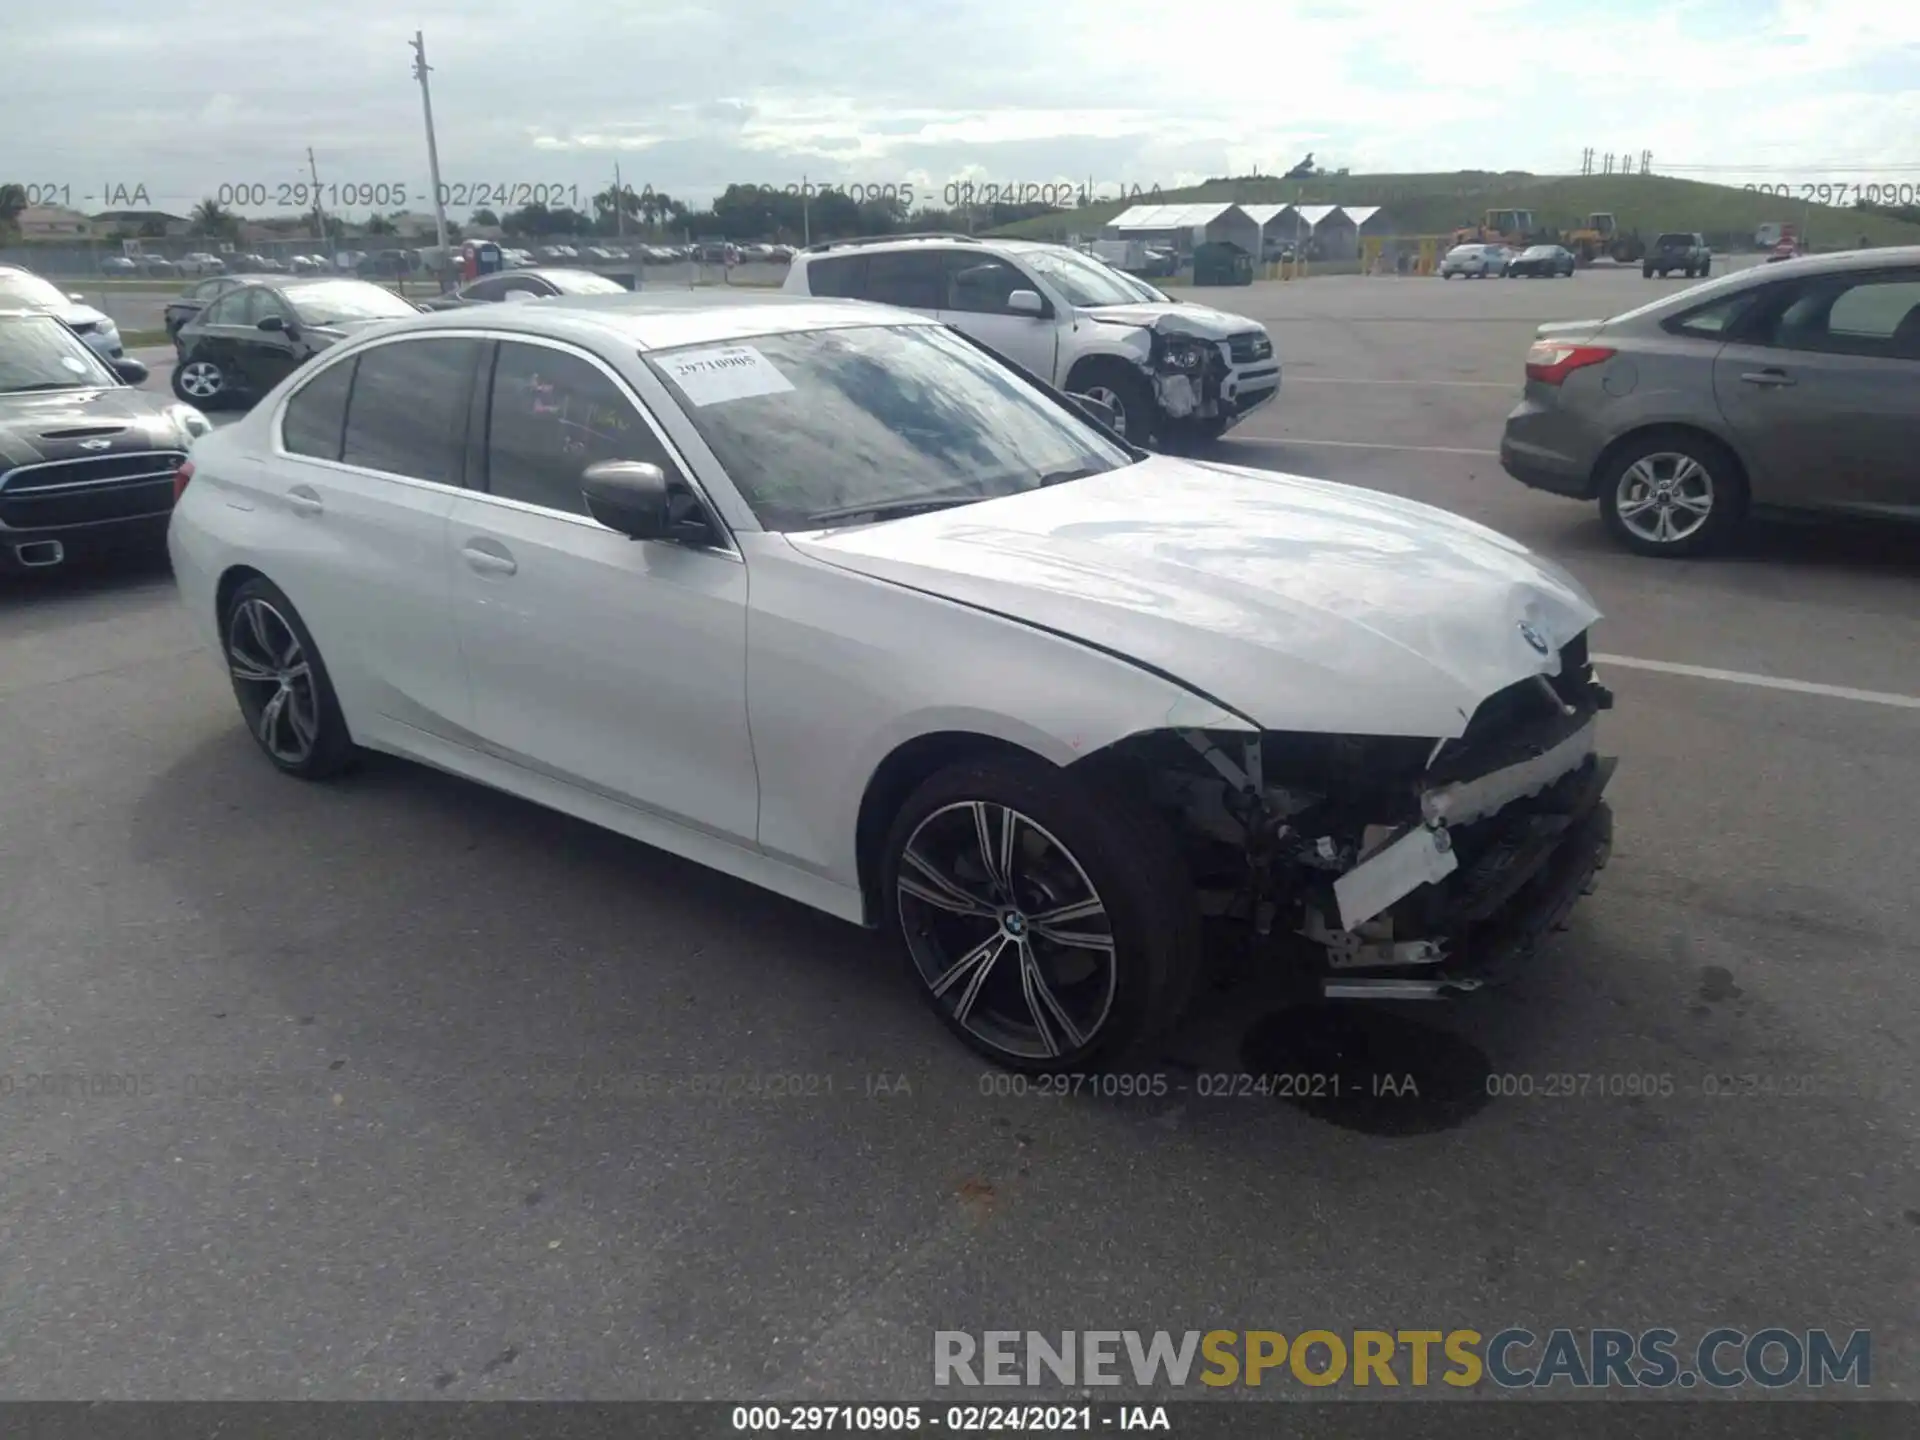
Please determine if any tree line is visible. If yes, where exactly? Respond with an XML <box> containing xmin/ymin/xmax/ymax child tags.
<box><xmin>1</xmin><ymin>179</ymin><xmax>1063</xmax><ymax>246</ymax></box>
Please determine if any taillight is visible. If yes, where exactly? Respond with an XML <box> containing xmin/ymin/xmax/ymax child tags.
<box><xmin>1525</xmin><ymin>342</ymin><xmax>1615</xmax><ymax>386</ymax></box>
<box><xmin>173</xmin><ymin>459</ymin><xmax>194</xmax><ymax>501</ymax></box>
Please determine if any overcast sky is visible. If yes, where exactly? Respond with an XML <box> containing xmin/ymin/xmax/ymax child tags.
<box><xmin>4</xmin><ymin>0</ymin><xmax>1917</xmax><ymax>217</ymax></box>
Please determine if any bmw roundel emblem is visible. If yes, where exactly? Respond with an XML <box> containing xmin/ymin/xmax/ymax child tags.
<box><xmin>1518</xmin><ymin>620</ymin><xmax>1551</xmax><ymax>656</ymax></box>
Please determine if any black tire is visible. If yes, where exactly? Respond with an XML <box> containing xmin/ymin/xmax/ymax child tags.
<box><xmin>221</xmin><ymin>576</ymin><xmax>357</xmax><ymax>779</ymax></box>
<box><xmin>1699</xmin><ymin>257</ymin><xmax>1712</xmax><ymax>276</ymax></box>
<box><xmin>880</xmin><ymin>752</ymin><xmax>1201</xmax><ymax>1072</ymax></box>
<box><xmin>1069</xmin><ymin>359</ymin><xmax>1157</xmax><ymax>448</ymax></box>
<box><xmin>1596</xmin><ymin>430</ymin><xmax>1748</xmax><ymax>558</ymax></box>
<box><xmin>1642</xmin><ymin>265</ymin><xmax>1654</xmax><ymax>278</ymax></box>
<box><xmin>172</xmin><ymin>355</ymin><xmax>230</xmax><ymax>408</ymax></box>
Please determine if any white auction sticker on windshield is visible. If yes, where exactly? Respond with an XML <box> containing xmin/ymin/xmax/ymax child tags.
<box><xmin>658</xmin><ymin>345</ymin><xmax>795</xmax><ymax>406</ymax></box>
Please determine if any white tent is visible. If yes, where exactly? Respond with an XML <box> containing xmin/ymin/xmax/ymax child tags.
<box><xmin>1104</xmin><ymin>202</ymin><xmax>1260</xmax><ymax>255</ymax></box>
<box><xmin>1341</xmin><ymin>205</ymin><xmax>1383</xmax><ymax>228</ymax></box>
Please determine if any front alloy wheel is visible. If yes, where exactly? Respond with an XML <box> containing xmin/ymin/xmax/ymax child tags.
<box><xmin>883</xmin><ymin>756</ymin><xmax>1200</xmax><ymax>1071</ymax></box>
<box><xmin>897</xmin><ymin>802</ymin><xmax>1116</xmax><ymax>1063</ymax></box>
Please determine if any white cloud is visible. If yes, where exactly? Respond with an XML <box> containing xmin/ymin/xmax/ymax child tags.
<box><xmin>2</xmin><ymin>0</ymin><xmax>1915</xmax><ymax>213</ymax></box>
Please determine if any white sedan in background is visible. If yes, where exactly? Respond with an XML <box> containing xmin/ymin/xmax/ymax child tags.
<box><xmin>169</xmin><ymin>293</ymin><xmax>1617</xmax><ymax>1070</ymax></box>
<box><xmin>1440</xmin><ymin>243</ymin><xmax>1512</xmax><ymax>279</ymax></box>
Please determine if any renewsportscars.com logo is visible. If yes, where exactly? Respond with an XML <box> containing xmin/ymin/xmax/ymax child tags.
<box><xmin>933</xmin><ymin>1328</ymin><xmax>1871</xmax><ymax>1391</ymax></box>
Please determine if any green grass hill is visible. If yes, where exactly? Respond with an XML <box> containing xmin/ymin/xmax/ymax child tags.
<box><xmin>989</xmin><ymin>171</ymin><xmax>1920</xmax><ymax>249</ymax></box>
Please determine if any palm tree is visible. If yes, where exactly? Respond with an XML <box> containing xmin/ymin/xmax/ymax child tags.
<box><xmin>1</xmin><ymin>182</ymin><xmax>30</xmax><ymax>234</ymax></box>
<box><xmin>190</xmin><ymin>198</ymin><xmax>238</xmax><ymax>239</ymax></box>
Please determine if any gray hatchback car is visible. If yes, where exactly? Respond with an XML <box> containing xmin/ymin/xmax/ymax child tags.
<box><xmin>1500</xmin><ymin>246</ymin><xmax>1920</xmax><ymax>556</ymax></box>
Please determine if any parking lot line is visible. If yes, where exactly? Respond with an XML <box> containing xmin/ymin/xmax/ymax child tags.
<box><xmin>1286</xmin><ymin>376</ymin><xmax>1515</xmax><ymax>389</ymax></box>
<box><xmin>1596</xmin><ymin>653</ymin><xmax>1920</xmax><ymax>710</ymax></box>
<box><xmin>1248</xmin><ymin>437</ymin><xmax>1503</xmax><ymax>457</ymax></box>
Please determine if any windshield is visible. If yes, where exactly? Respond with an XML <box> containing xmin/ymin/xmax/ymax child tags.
<box><xmin>1016</xmin><ymin>247</ymin><xmax>1154</xmax><ymax>308</ymax></box>
<box><xmin>1102</xmin><ymin>266</ymin><xmax>1172</xmax><ymax>302</ymax></box>
<box><xmin>0</xmin><ymin>269</ymin><xmax>75</xmax><ymax>310</ymax></box>
<box><xmin>546</xmin><ymin>271</ymin><xmax>627</xmax><ymax>295</ymax></box>
<box><xmin>1523</xmin><ymin>246</ymin><xmax>1555</xmax><ymax>258</ymax></box>
<box><xmin>285</xmin><ymin>280</ymin><xmax>421</xmax><ymax>325</ymax></box>
<box><xmin>648</xmin><ymin>322</ymin><xmax>1136</xmax><ymax>532</ymax></box>
<box><xmin>0</xmin><ymin>314</ymin><xmax>118</xmax><ymax>392</ymax></box>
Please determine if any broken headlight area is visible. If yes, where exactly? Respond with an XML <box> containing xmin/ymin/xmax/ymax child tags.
<box><xmin>1149</xmin><ymin>333</ymin><xmax>1226</xmax><ymax>420</ymax></box>
<box><xmin>1088</xmin><ymin>639</ymin><xmax>1617</xmax><ymax>1000</ymax></box>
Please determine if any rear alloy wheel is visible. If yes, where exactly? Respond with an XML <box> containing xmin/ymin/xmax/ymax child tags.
<box><xmin>174</xmin><ymin>358</ymin><xmax>227</xmax><ymax>406</ymax></box>
<box><xmin>883</xmin><ymin>755</ymin><xmax>1200</xmax><ymax>1071</ymax></box>
<box><xmin>1598</xmin><ymin>434</ymin><xmax>1746</xmax><ymax>557</ymax></box>
<box><xmin>223</xmin><ymin>577</ymin><xmax>356</xmax><ymax>778</ymax></box>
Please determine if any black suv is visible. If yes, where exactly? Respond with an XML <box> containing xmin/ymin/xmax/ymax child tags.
<box><xmin>1644</xmin><ymin>232</ymin><xmax>1711</xmax><ymax>279</ymax></box>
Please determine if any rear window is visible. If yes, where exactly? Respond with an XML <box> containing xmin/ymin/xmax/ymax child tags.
<box><xmin>805</xmin><ymin>254</ymin><xmax>866</xmax><ymax>298</ymax></box>
<box><xmin>1656</xmin><ymin>234</ymin><xmax>1693</xmax><ymax>247</ymax></box>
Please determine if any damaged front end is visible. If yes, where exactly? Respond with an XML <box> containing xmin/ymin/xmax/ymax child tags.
<box><xmin>1147</xmin><ymin>326</ymin><xmax>1227</xmax><ymax>424</ymax></box>
<box><xmin>1088</xmin><ymin>633</ymin><xmax>1617</xmax><ymax>999</ymax></box>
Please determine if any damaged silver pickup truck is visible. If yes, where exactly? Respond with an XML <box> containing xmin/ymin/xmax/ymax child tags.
<box><xmin>782</xmin><ymin>234</ymin><xmax>1280</xmax><ymax>447</ymax></box>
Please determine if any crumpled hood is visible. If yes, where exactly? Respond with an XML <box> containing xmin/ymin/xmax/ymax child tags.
<box><xmin>0</xmin><ymin>386</ymin><xmax>191</xmax><ymax>468</ymax></box>
<box><xmin>1079</xmin><ymin>302</ymin><xmax>1258</xmax><ymax>339</ymax></box>
<box><xmin>788</xmin><ymin>458</ymin><xmax>1603</xmax><ymax>739</ymax></box>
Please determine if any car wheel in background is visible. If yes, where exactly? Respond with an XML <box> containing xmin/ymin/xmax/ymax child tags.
<box><xmin>1070</xmin><ymin>360</ymin><xmax>1156</xmax><ymax>448</ymax></box>
<box><xmin>1597</xmin><ymin>430</ymin><xmax>1748</xmax><ymax>558</ymax></box>
<box><xmin>222</xmin><ymin>577</ymin><xmax>357</xmax><ymax>779</ymax></box>
<box><xmin>881</xmin><ymin>752</ymin><xmax>1201</xmax><ymax>1072</ymax></box>
<box><xmin>173</xmin><ymin>358</ymin><xmax>229</xmax><ymax>407</ymax></box>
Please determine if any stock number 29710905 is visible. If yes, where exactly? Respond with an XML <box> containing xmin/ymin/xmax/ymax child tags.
<box><xmin>1746</xmin><ymin>180</ymin><xmax>1920</xmax><ymax>207</ymax></box>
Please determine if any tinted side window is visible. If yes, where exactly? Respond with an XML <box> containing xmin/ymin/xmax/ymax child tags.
<box><xmin>863</xmin><ymin>252</ymin><xmax>946</xmax><ymax>310</ymax></box>
<box><xmin>281</xmin><ymin>357</ymin><xmax>355</xmax><ymax>460</ymax></box>
<box><xmin>340</xmin><ymin>337</ymin><xmax>481</xmax><ymax>484</ymax></box>
<box><xmin>806</xmin><ymin>254</ymin><xmax>866</xmax><ymax>298</ymax></box>
<box><xmin>945</xmin><ymin>255</ymin><xmax>1030</xmax><ymax>315</ymax></box>
<box><xmin>484</xmin><ymin>341</ymin><xmax>679</xmax><ymax>516</ymax></box>
<box><xmin>201</xmin><ymin>292</ymin><xmax>245</xmax><ymax>324</ymax></box>
<box><xmin>464</xmin><ymin>275</ymin><xmax>510</xmax><ymax>302</ymax></box>
<box><xmin>1667</xmin><ymin>290</ymin><xmax>1763</xmax><ymax>339</ymax></box>
<box><xmin>1759</xmin><ymin>272</ymin><xmax>1920</xmax><ymax>358</ymax></box>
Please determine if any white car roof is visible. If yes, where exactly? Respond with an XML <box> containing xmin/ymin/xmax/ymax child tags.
<box><xmin>389</xmin><ymin>290</ymin><xmax>936</xmax><ymax>352</ymax></box>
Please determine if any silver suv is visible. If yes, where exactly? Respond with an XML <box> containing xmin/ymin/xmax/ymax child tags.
<box><xmin>782</xmin><ymin>233</ymin><xmax>1278</xmax><ymax>446</ymax></box>
<box><xmin>1500</xmin><ymin>246</ymin><xmax>1920</xmax><ymax>555</ymax></box>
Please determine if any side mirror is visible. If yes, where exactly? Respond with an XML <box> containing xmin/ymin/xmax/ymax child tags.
<box><xmin>581</xmin><ymin>460</ymin><xmax>672</xmax><ymax>539</ymax></box>
<box><xmin>111</xmin><ymin>357</ymin><xmax>150</xmax><ymax>386</ymax></box>
<box><xmin>257</xmin><ymin>315</ymin><xmax>286</xmax><ymax>332</ymax></box>
<box><xmin>69</xmin><ymin>292</ymin><xmax>87</xmax><ymax>303</ymax></box>
<box><xmin>1069</xmin><ymin>391</ymin><xmax>1120</xmax><ymax>431</ymax></box>
<box><xmin>1006</xmin><ymin>289</ymin><xmax>1045</xmax><ymax>317</ymax></box>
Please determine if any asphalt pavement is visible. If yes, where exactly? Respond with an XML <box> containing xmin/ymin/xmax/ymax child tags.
<box><xmin>4</xmin><ymin>262</ymin><xmax>1917</xmax><ymax>1402</ymax></box>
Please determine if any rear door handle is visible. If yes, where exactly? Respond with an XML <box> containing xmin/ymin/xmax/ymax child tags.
<box><xmin>461</xmin><ymin>543</ymin><xmax>517</xmax><ymax>576</ymax></box>
<box><xmin>287</xmin><ymin>484</ymin><xmax>324</xmax><ymax>517</ymax></box>
<box><xmin>1740</xmin><ymin>369</ymin><xmax>1795</xmax><ymax>387</ymax></box>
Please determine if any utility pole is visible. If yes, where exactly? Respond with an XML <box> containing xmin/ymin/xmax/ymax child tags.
<box><xmin>306</xmin><ymin>146</ymin><xmax>327</xmax><ymax>254</ymax></box>
<box><xmin>409</xmin><ymin>31</ymin><xmax>451</xmax><ymax>267</ymax></box>
<box><xmin>613</xmin><ymin>160</ymin><xmax>625</xmax><ymax>239</ymax></box>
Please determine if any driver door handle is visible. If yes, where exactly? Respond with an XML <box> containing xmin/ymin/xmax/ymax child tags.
<box><xmin>1740</xmin><ymin>368</ymin><xmax>1795</xmax><ymax>387</ymax></box>
<box><xmin>286</xmin><ymin>485</ymin><xmax>324</xmax><ymax>517</ymax></box>
<box><xmin>461</xmin><ymin>543</ymin><xmax>517</xmax><ymax>576</ymax></box>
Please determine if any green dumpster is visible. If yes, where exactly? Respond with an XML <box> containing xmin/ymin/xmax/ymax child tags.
<box><xmin>1192</xmin><ymin>241</ymin><xmax>1253</xmax><ymax>286</ymax></box>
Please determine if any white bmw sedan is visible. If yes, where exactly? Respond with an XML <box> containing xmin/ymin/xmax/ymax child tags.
<box><xmin>169</xmin><ymin>293</ymin><xmax>1618</xmax><ymax>1071</ymax></box>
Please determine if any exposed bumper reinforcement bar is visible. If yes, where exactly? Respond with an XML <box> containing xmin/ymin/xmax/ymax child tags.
<box><xmin>1321</xmin><ymin>791</ymin><xmax>1614</xmax><ymax>1001</ymax></box>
